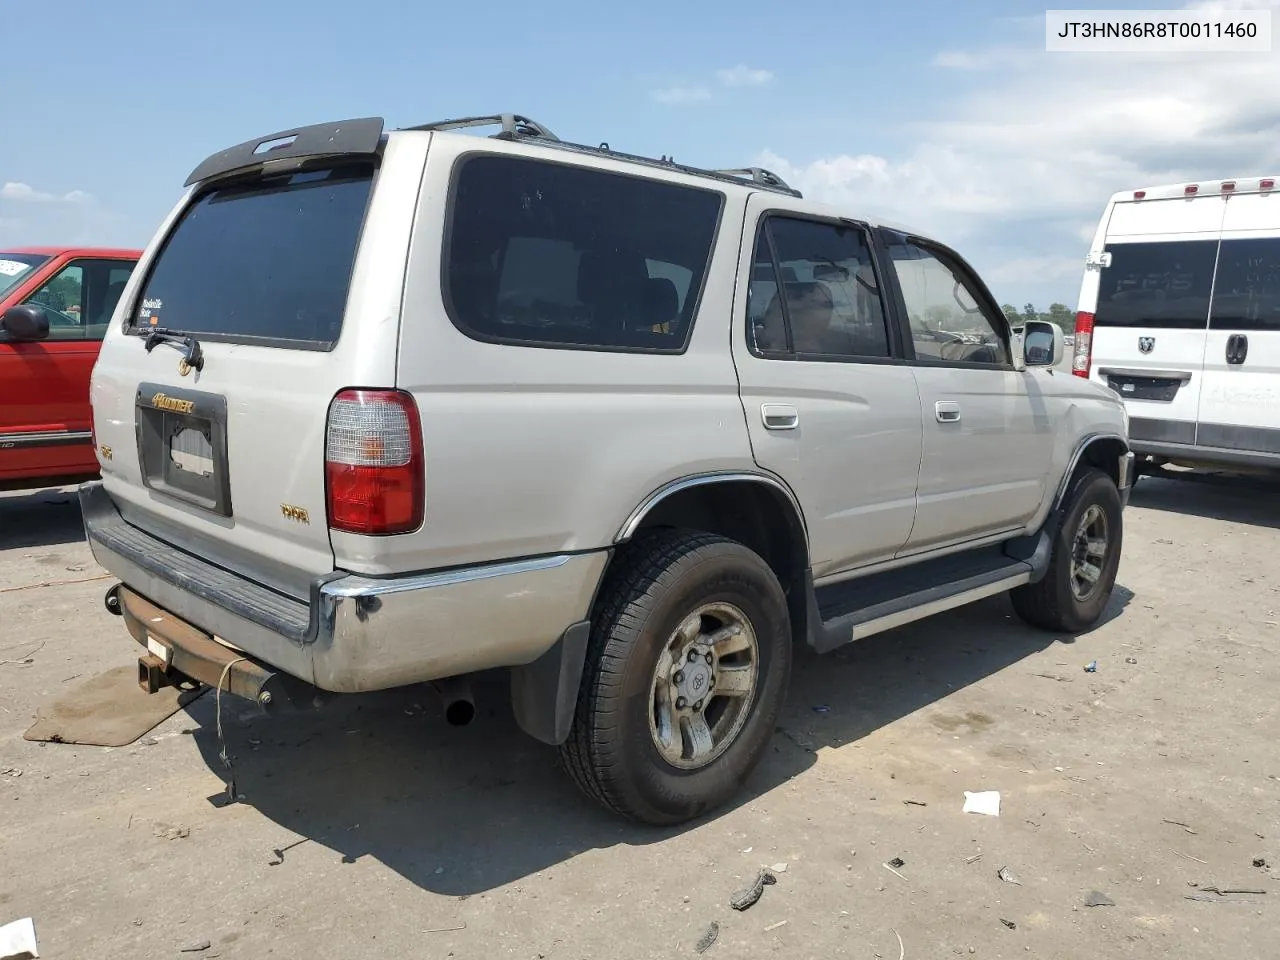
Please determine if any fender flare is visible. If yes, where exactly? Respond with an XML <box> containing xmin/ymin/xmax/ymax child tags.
<box><xmin>613</xmin><ymin>470</ymin><xmax>810</xmax><ymax>549</ymax></box>
<box><xmin>1052</xmin><ymin>432</ymin><xmax>1129</xmax><ymax>511</ymax></box>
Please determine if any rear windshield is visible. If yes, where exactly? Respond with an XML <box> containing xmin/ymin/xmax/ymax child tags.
<box><xmin>1094</xmin><ymin>240</ymin><xmax>1217</xmax><ymax>329</ymax></box>
<box><xmin>131</xmin><ymin>163</ymin><xmax>375</xmax><ymax>348</ymax></box>
<box><xmin>0</xmin><ymin>253</ymin><xmax>49</xmax><ymax>298</ymax></box>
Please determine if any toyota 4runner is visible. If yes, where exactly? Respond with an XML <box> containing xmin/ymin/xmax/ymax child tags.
<box><xmin>80</xmin><ymin>114</ymin><xmax>1132</xmax><ymax>825</ymax></box>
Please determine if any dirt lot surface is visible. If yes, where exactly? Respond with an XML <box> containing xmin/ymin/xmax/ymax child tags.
<box><xmin>2</xmin><ymin>474</ymin><xmax>1277</xmax><ymax>960</ymax></box>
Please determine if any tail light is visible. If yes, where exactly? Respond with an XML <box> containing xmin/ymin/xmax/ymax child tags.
<box><xmin>1072</xmin><ymin>311</ymin><xmax>1095</xmax><ymax>378</ymax></box>
<box><xmin>325</xmin><ymin>389</ymin><xmax>424</xmax><ymax>535</ymax></box>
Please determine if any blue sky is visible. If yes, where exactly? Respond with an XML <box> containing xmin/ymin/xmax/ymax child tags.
<box><xmin>4</xmin><ymin>0</ymin><xmax>1278</xmax><ymax>309</ymax></box>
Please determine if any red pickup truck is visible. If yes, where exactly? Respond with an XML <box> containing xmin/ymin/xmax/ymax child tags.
<box><xmin>0</xmin><ymin>246</ymin><xmax>142</xmax><ymax>491</ymax></box>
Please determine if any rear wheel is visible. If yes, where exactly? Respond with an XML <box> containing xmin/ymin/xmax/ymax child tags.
<box><xmin>559</xmin><ymin>530</ymin><xmax>792</xmax><ymax>825</ymax></box>
<box><xmin>1011</xmin><ymin>468</ymin><xmax>1123</xmax><ymax>633</ymax></box>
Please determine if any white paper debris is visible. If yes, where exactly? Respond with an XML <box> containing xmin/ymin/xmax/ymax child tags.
<box><xmin>770</xmin><ymin>862</ymin><xmax>788</xmax><ymax>873</ymax></box>
<box><xmin>0</xmin><ymin>917</ymin><xmax>38</xmax><ymax>959</ymax></box>
<box><xmin>962</xmin><ymin>790</ymin><xmax>1001</xmax><ymax>817</ymax></box>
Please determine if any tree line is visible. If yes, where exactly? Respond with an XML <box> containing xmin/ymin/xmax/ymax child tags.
<box><xmin>1001</xmin><ymin>303</ymin><xmax>1074</xmax><ymax>332</ymax></box>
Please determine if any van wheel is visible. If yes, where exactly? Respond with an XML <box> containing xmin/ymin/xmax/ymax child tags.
<box><xmin>1011</xmin><ymin>468</ymin><xmax>1123</xmax><ymax>633</ymax></box>
<box><xmin>559</xmin><ymin>530</ymin><xmax>792</xmax><ymax>825</ymax></box>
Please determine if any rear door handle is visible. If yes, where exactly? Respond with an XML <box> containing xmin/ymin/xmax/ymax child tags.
<box><xmin>761</xmin><ymin>403</ymin><xmax>799</xmax><ymax>430</ymax></box>
<box><xmin>935</xmin><ymin>400</ymin><xmax>961</xmax><ymax>423</ymax></box>
<box><xmin>1227</xmin><ymin>333</ymin><xmax>1249</xmax><ymax>365</ymax></box>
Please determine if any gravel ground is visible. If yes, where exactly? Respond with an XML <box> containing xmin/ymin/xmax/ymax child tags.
<box><xmin>1</xmin><ymin>472</ymin><xmax>1277</xmax><ymax>959</ymax></box>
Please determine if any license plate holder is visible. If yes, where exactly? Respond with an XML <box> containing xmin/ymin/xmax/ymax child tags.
<box><xmin>135</xmin><ymin>382</ymin><xmax>233</xmax><ymax>516</ymax></box>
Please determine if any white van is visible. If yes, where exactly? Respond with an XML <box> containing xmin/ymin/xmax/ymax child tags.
<box><xmin>1073</xmin><ymin>176</ymin><xmax>1280</xmax><ymax>476</ymax></box>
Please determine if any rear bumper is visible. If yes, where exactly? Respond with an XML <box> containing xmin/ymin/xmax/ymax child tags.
<box><xmin>80</xmin><ymin>481</ymin><xmax>609</xmax><ymax>693</ymax></box>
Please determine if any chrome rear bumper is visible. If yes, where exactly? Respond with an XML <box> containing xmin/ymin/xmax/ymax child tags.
<box><xmin>80</xmin><ymin>481</ymin><xmax>607</xmax><ymax>692</ymax></box>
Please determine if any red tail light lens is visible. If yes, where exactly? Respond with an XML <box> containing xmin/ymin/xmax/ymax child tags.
<box><xmin>1072</xmin><ymin>311</ymin><xmax>1095</xmax><ymax>378</ymax></box>
<box><xmin>325</xmin><ymin>389</ymin><xmax>424</xmax><ymax>535</ymax></box>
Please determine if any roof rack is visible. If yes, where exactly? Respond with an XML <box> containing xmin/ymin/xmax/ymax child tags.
<box><xmin>711</xmin><ymin>167</ymin><xmax>795</xmax><ymax>191</ymax></box>
<box><xmin>400</xmin><ymin>113</ymin><xmax>560</xmax><ymax>142</ymax></box>
<box><xmin>398</xmin><ymin>112</ymin><xmax>802</xmax><ymax>198</ymax></box>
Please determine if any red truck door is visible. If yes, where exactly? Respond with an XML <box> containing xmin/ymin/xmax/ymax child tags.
<box><xmin>0</xmin><ymin>256</ymin><xmax>136</xmax><ymax>487</ymax></box>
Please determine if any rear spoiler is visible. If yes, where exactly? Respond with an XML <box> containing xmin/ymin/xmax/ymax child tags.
<box><xmin>184</xmin><ymin>117</ymin><xmax>385</xmax><ymax>187</ymax></box>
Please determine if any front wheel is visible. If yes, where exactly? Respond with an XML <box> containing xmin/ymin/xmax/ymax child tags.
<box><xmin>1011</xmin><ymin>467</ymin><xmax>1123</xmax><ymax>633</ymax></box>
<box><xmin>559</xmin><ymin>530</ymin><xmax>792</xmax><ymax>825</ymax></box>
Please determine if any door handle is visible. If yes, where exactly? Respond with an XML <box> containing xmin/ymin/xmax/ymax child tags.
<box><xmin>1227</xmin><ymin>333</ymin><xmax>1248</xmax><ymax>365</ymax></box>
<box><xmin>935</xmin><ymin>400</ymin><xmax>961</xmax><ymax>423</ymax></box>
<box><xmin>761</xmin><ymin>403</ymin><xmax>798</xmax><ymax>430</ymax></box>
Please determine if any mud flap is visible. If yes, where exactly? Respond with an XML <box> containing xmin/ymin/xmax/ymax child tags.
<box><xmin>509</xmin><ymin>620</ymin><xmax>591</xmax><ymax>745</ymax></box>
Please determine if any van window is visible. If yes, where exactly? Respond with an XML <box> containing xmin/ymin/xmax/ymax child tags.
<box><xmin>1209</xmin><ymin>237</ymin><xmax>1280</xmax><ymax>331</ymax></box>
<box><xmin>1094</xmin><ymin>240</ymin><xmax>1217</xmax><ymax>329</ymax></box>
<box><xmin>444</xmin><ymin>155</ymin><xmax>723</xmax><ymax>352</ymax></box>
<box><xmin>130</xmin><ymin>163</ymin><xmax>375</xmax><ymax>348</ymax></box>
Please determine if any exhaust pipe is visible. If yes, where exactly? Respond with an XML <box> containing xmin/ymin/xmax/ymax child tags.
<box><xmin>104</xmin><ymin>584</ymin><xmax>123</xmax><ymax>616</ymax></box>
<box><xmin>432</xmin><ymin>677</ymin><xmax>475</xmax><ymax>726</ymax></box>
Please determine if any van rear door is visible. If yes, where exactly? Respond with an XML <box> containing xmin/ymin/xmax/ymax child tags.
<box><xmin>1195</xmin><ymin>191</ymin><xmax>1280</xmax><ymax>457</ymax></box>
<box><xmin>1088</xmin><ymin>195</ymin><xmax>1225</xmax><ymax>448</ymax></box>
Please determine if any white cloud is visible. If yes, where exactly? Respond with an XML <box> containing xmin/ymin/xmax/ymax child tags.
<box><xmin>651</xmin><ymin>86</ymin><xmax>712</xmax><ymax>104</ymax></box>
<box><xmin>716</xmin><ymin>65</ymin><xmax>774</xmax><ymax>87</ymax></box>
<box><xmin>1</xmin><ymin>182</ymin><xmax>92</xmax><ymax>204</ymax></box>
<box><xmin>757</xmin><ymin>0</ymin><xmax>1280</xmax><ymax>304</ymax></box>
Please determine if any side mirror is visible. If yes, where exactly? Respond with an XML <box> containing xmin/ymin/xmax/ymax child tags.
<box><xmin>1022</xmin><ymin>319</ymin><xmax>1063</xmax><ymax>367</ymax></box>
<box><xmin>0</xmin><ymin>304</ymin><xmax>50</xmax><ymax>341</ymax></box>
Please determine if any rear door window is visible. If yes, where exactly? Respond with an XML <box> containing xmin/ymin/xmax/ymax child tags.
<box><xmin>444</xmin><ymin>155</ymin><xmax>723</xmax><ymax>352</ymax></box>
<box><xmin>1095</xmin><ymin>240</ymin><xmax>1218</xmax><ymax>329</ymax></box>
<box><xmin>1209</xmin><ymin>237</ymin><xmax>1280</xmax><ymax>331</ymax></box>
<box><xmin>130</xmin><ymin>163</ymin><xmax>375</xmax><ymax>349</ymax></box>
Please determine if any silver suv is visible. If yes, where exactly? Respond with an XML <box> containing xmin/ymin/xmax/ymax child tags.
<box><xmin>80</xmin><ymin>113</ymin><xmax>1132</xmax><ymax>825</ymax></box>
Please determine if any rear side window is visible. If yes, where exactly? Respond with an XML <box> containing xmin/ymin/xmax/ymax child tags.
<box><xmin>131</xmin><ymin>163</ymin><xmax>375</xmax><ymax>349</ymax></box>
<box><xmin>444</xmin><ymin>155</ymin><xmax>723</xmax><ymax>352</ymax></box>
<box><xmin>1094</xmin><ymin>240</ymin><xmax>1217</xmax><ymax>329</ymax></box>
<box><xmin>1210</xmin><ymin>237</ymin><xmax>1280</xmax><ymax>331</ymax></box>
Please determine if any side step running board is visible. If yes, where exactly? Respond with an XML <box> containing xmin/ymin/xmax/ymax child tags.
<box><xmin>809</xmin><ymin>542</ymin><xmax>1044</xmax><ymax>653</ymax></box>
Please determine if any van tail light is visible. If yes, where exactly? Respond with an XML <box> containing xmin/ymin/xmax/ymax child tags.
<box><xmin>325</xmin><ymin>389</ymin><xmax>424</xmax><ymax>535</ymax></box>
<box><xmin>1072</xmin><ymin>312</ymin><xmax>1095</xmax><ymax>378</ymax></box>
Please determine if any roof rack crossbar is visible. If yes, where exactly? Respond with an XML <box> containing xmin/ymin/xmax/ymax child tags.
<box><xmin>400</xmin><ymin>113</ymin><xmax>560</xmax><ymax>142</ymax></box>
<box><xmin>711</xmin><ymin>167</ymin><xmax>796</xmax><ymax>192</ymax></box>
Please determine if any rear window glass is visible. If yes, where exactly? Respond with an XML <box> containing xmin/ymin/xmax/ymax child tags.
<box><xmin>131</xmin><ymin>164</ymin><xmax>374</xmax><ymax>348</ymax></box>
<box><xmin>444</xmin><ymin>155</ymin><xmax>723</xmax><ymax>352</ymax></box>
<box><xmin>1210</xmin><ymin>237</ymin><xmax>1280</xmax><ymax>331</ymax></box>
<box><xmin>1094</xmin><ymin>240</ymin><xmax>1217</xmax><ymax>329</ymax></box>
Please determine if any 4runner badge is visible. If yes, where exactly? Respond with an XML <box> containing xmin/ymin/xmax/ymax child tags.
<box><xmin>1138</xmin><ymin>336</ymin><xmax>1155</xmax><ymax>354</ymax></box>
<box><xmin>150</xmin><ymin>392</ymin><xmax>195</xmax><ymax>414</ymax></box>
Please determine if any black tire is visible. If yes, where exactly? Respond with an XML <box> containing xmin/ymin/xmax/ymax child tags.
<box><xmin>1011</xmin><ymin>467</ymin><xmax>1123</xmax><ymax>633</ymax></box>
<box><xmin>559</xmin><ymin>530</ymin><xmax>792</xmax><ymax>825</ymax></box>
